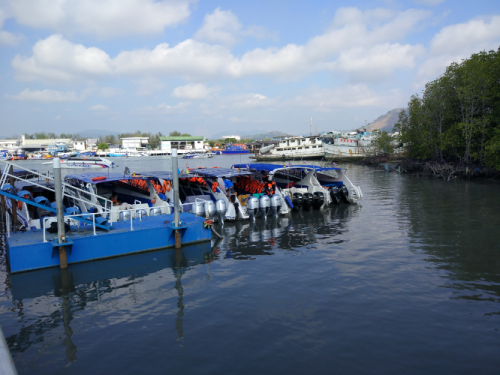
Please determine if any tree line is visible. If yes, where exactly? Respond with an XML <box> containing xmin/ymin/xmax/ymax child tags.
<box><xmin>395</xmin><ymin>47</ymin><xmax>500</xmax><ymax>170</ymax></box>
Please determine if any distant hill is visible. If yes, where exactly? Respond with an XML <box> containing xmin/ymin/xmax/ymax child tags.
<box><xmin>362</xmin><ymin>108</ymin><xmax>404</xmax><ymax>132</ymax></box>
<box><xmin>250</xmin><ymin>131</ymin><xmax>291</xmax><ymax>140</ymax></box>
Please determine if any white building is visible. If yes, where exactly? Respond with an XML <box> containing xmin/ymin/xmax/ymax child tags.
<box><xmin>222</xmin><ymin>135</ymin><xmax>241</xmax><ymax>141</ymax></box>
<box><xmin>86</xmin><ymin>139</ymin><xmax>98</xmax><ymax>150</ymax></box>
<box><xmin>0</xmin><ymin>139</ymin><xmax>20</xmax><ymax>150</ymax></box>
<box><xmin>73</xmin><ymin>140</ymin><xmax>86</xmax><ymax>151</ymax></box>
<box><xmin>121</xmin><ymin>137</ymin><xmax>149</xmax><ymax>149</ymax></box>
<box><xmin>160</xmin><ymin>136</ymin><xmax>204</xmax><ymax>154</ymax></box>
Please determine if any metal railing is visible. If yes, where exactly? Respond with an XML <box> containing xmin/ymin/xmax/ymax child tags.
<box><xmin>0</xmin><ymin>160</ymin><xmax>114</xmax><ymax>213</ymax></box>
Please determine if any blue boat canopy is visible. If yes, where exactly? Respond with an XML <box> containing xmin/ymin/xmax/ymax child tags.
<box><xmin>189</xmin><ymin>167</ymin><xmax>257</xmax><ymax>178</ymax></box>
<box><xmin>232</xmin><ymin>163</ymin><xmax>341</xmax><ymax>172</ymax></box>
<box><xmin>65</xmin><ymin>171</ymin><xmax>175</xmax><ymax>184</ymax></box>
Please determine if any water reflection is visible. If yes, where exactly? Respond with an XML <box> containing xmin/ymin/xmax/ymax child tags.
<box><xmin>214</xmin><ymin>204</ymin><xmax>361</xmax><ymax>260</ymax></box>
<box><xmin>6</xmin><ymin>243</ymin><xmax>214</xmax><ymax>364</ymax></box>
<box><xmin>398</xmin><ymin>178</ymin><xmax>500</xmax><ymax>303</ymax></box>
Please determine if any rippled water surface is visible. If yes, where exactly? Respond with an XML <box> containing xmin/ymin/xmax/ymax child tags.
<box><xmin>1</xmin><ymin>155</ymin><xmax>499</xmax><ymax>374</ymax></box>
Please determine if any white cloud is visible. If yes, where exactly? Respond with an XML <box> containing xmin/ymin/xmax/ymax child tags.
<box><xmin>224</xmin><ymin>93</ymin><xmax>273</xmax><ymax>109</ymax></box>
<box><xmin>415</xmin><ymin>16</ymin><xmax>500</xmax><ymax>87</ymax></box>
<box><xmin>5</xmin><ymin>88</ymin><xmax>85</xmax><ymax>102</ymax></box>
<box><xmin>134</xmin><ymin>102</ymin><xmax>190</xmax><ymax>115</ymax></box>
<box><xmin>90</xmin><ymin>104</ymin><xmax>108</xmax><ymax>111</ymax></box>
<box><xmin>11</xmin><ymin>34</ymin><xmax>112</xmax><ymax>83</ymax></box>
<box><xmin>3</xmin><ymin>0</ymin><xmax>195</xmax><ymax>38</ymax></box>
<box><xmin>11</xmin><ymin>7</ymin><xmax>431</xmax><ymax>84</ymax></box>
<box><xmin>285</xmin><ymin>85</ymin><xmax>402</xmax><ymax>112</ymax></box>
<box><xmin>331</xmin><ymin>43</ymin><xmax>425</xmax><ymax>82</ymax></box>
<box><xmin>171</xmin><ymin>83</ymin><xmax>218</xmax><ymax>99</ymax></box>
<box><xmin>194</xmin><ymin>8</ymin><xmax>241</xmax><ymax>46</ymax></box>
<box><xmin>0</xmin><ymin>9</ymin><xmax>22</xmax><ymax>45</ymax></box>
<box><xmin>194</xmin><ymin>8</ymin><xmax>277</xmax><ymax>46</ymax></box>
<box><xmin>55</xmin><ymin>115</ymin><xmax>61</xmax><ymax>120</ymax></box>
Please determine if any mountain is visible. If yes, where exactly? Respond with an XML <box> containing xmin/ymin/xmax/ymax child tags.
<box><xmin>362</xmin><ymin>108</ymin><xmax>404</xmax><ymax>132</ymax></box>
<box><xmin>250</xmin><ymin>131</ymin><xmax>291</xmax><ymax>140</ymax></box>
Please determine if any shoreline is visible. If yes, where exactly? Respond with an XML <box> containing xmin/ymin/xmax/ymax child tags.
<box><xmin>358</xmin><ymin>155</ymin><xmax>500</xmax><ymax>181</ymax></box>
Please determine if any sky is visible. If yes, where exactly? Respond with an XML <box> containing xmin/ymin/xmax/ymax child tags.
<box><xmin>1</xmin><ymin>0</ymin><xmax>500</xmax><ymax>138</ymax></box>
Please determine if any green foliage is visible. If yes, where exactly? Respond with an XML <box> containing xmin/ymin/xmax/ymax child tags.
<box><xmin>371</xmin><ymin>131</ymin><xmax>395</xmax><ymax>155</ymax></box>
<box><xmin>169</xmin><ymin>131</ymin><xmax>181</xmax><ymax>136</ymax></box>
<box><xmin>98</xmin><ymin>142</ymin><xmax>108</xmax><ymax>151</ymax></box>
<box><xmin>396</xmin><ymin>47</ymin><xmax>500</xmax><ymax>169</ymax></box>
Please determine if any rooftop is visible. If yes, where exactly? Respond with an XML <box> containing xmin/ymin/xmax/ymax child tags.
<box><xmin>159</xmin><ymin>136</ymin><xmax>204</xmax><ymax>141</ymax></box>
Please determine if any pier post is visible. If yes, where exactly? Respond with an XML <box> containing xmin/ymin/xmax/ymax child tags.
<box><xmin>171</xmin><ymin>149</ymin><xmax>181</xmax><ymax>248</ymax></box>
<box><xmin>8</xmin><ymin>166</ymin><xmax>18</xmax><ymax>232</ymax></box>
<box><xmin>53</xmin><ymin>158</ymin><xmax>68</xmax><ymax>269</ymax></box>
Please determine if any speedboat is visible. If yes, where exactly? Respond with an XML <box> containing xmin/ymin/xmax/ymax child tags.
<box><xmin>179</xmin><ymin>167</ymin><xmax>291</xmax><ymax>222</ymax></box>
<box><xmin>183</xmin><ymin>152</ymin><xmax>215</xmax><ymax>159</ymax></box>
<box><xmin>42</xmin><ymin>156</ymin><xmax>115</xmax><ymax>168</ymax></box>
<box><xmin>232</xmin><ymin>163</ymin><xmax>363</xmax><ymax>208</ymax></box>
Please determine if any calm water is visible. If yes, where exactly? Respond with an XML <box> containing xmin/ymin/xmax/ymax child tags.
<box><xmin>1</xmin><ymin>155</ymin><xmax>500</xmax><ymax>374</ymax></box>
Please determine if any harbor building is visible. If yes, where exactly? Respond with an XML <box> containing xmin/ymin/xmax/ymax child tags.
<box><xmin>121</xmin><ymin>137</ymin><xmax>149</xmax><ymax>149</ymax></box>
<box><xmin>160</xmin><ymin>136</ymin><xmax>204</xmax><ymax>154</ymax></box>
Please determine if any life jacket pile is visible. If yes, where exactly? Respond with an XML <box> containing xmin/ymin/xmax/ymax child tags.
<box><xmin>235</xmin><ymin>176</ymin><xmax>264</xmax><ymax>194</ymax></box>
<box><xmin>119</xmin><ymin>179</ymin><xmax>165</xmax><ymax>194</ymax></box>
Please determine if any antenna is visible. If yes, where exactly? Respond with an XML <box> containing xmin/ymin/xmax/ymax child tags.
<box><xmin>310</xmin><ymin>117</ymin><xmax>312</xmax><ymax>136</ymax></box>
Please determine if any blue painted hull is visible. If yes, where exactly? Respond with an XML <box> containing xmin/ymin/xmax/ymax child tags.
<box><xmin>221</xmin><ymin>150</ymin><xmax>249</xmax><ymax>154</ymax></box>
<box><xmin>6</xmin><ymin>212</ymin><xmax>211</xmax><ymax>273</ymax></box>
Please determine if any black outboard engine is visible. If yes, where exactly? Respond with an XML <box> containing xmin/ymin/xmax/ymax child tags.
<box><xmin>339</xmin><ymin>184</ymin><xmax>350</xmax><ymax>203</ymax></box>
<box><xmin>291</xmin><ymin>192</ymin><xmax>303</xmax><ymax>211</ymax></box>
<box><xmin>330</xmin><ymin>186</ymin><xmax>341</xmax><ymax>205</ymax></box>
<box><xmin>312</xmin><ymin>192</ymin><xmax>325</xmax><ymax>209</ymax></box>
<box><xmin>302</xmin><ymin>193</ymin><xmax>313</xmax><ymax>211</ymax></box>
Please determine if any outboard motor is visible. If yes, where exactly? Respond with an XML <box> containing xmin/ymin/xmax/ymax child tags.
<box><xmin>339</xmin><ymin>184</ymin><xmax>350</xmax><ymax>203</ymax></box>
<box><xmin>270</xmin><ymin>194</ymin><xmax>281</xmax><ymax>215</ymax></box>
<box><xmin>302</xmin><ymin>193</ymin><xmax>313</xmax><ymax>211</ymax></box>
<box><xmin>119</xmin><ymin>210</ymin><xmax>132</xmax><ymax>221</ymax></box>
<box><xmin>150</xmin><ymin>207</ymin><xmax>162</xmax><ymax>216</ymax></box>
<box><xmin>247</xmin><ymin>196</ymin><xmax>259</xmax><ymax>219</ymax></box>
<box><xmin>205</xmin><ymin>200</ymin><xmax>216</xmax><ymax>218</ymax></box>
<box><xmin>330</xmin><ymin>186</ymin><xmax>341</xmax><ymax>205</ymax></box>
<box><xmin>216</xmin><ymin>199</ymin><xmax>227</xmax><ymax>225</ymax></box>
<box><xmin>258</xmin><ymin>195</ymin><xmax>271</xmax><ymax>218</ymax></box>
<box><xmin>192</xmin><ymin>201</ymin><xmax>206</xmax><ymax>217</ymax></box>
<box><xmin>136</xmin><ymin>209</ymin><xmax>148</xmax><ymax>219</ymax></box>
<box><xmin>291</xmin><ymin>192</ymin><xmax>303</xmax><ymax>211</ymax></box>
<box><xmin>312</xmin><ymin>192</ymin><xmax>325</xmax><ymax>210</ymax></box>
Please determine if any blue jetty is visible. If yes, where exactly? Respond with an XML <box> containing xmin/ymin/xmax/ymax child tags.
<box><xmin>0</xmin><ymin>156</ymin><xmax>212</xmax><ymax>274</ymax></box>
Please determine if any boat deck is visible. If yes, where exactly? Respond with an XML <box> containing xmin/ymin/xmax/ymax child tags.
<box><xmin>6</xmin><ymin>212</ymin><xmax>210</xmax><ymax>273</ymax></box>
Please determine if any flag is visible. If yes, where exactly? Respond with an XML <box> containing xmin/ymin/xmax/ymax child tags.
<box><xmin>288</xmin><ymin>161</ymin><xmax>292</xmax><ymax>166</ymax></box>
<box><xmin>332</xmin><ymin>161</ymin><xmax>337</xmax><ymax>166</ymax></box>
<box><xmin>246</xmin><ymin>163</ymin><xmax>249</xmax><ymax>169</ymax></box>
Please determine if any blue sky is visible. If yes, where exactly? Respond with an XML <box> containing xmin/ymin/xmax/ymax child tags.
<box><xmin>1</xmin><ymin>0</ymin><xmax>500</xmax><ymax>138</ymax></box>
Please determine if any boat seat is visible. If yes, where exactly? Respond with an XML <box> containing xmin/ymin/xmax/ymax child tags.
<box><xmin>65</xmin><ymin>207</ymin><xmax>81</xmax><ymax>215</ymax></box>
<box><xmin>34</xmin><ymin>196</ymin><xmax>50</xmax><ymax>206</ymax></box>
<box><xmin>17</xmin><ymin>190</ymin><xmax>32</xmax><ymax>199</ymax></box>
